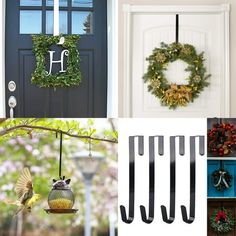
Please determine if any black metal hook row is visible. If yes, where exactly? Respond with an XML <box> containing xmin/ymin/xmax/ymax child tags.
<box><xmin>120</xmin><ymin>135</ymin><xmax>205</xmax><ymax>224</ymax></box>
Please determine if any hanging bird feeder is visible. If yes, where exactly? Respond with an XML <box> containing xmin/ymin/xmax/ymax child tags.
<box><xmin>45</xmin><ymin>131</ymin><xmax>78</xmax><ymax>214</ymax></box>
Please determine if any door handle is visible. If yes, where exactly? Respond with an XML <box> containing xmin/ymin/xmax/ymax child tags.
<box><xmin>8</xmin><ymin>96</ymin><xmax>17</xmax><ymax>118</ymax></box>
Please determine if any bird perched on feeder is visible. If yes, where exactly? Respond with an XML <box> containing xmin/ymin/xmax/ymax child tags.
<box><xmin>4</xmin><ymin>168</ymin><xmax>41</xmax><ymax>215</ymax></box>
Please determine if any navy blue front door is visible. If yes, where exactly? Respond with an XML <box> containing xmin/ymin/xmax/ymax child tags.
<box><xmin>6</xmin><ymin>0</ymin><xmax>107</xmax><ymax>118</ymax></box>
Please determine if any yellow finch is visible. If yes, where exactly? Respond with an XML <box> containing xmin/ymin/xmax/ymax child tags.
<box><xmin>6</xmin><ymin>168</ymin><xmax>41</xmax><ymax>215</ymax></box>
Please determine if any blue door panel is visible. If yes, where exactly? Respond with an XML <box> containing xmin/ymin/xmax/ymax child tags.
<box><xmin>208</xmin><ymin>161</ymin><xmax>221</xmax><ymax>197</ymax></box>
<box><xmin>208</xmin><ymin>160</ymin><xmax>236</xmax><ymax>197</ymax></box>
<box><xmin>224</xmin><ymin>161</ymin><xmax>236</xmax><ymax>196</ymax></box>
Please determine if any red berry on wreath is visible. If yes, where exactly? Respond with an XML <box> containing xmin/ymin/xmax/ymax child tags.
<box><xmin>219</xmin><ymin>148</ymin><xmax>224</xmax><ymax>152</ymax></box>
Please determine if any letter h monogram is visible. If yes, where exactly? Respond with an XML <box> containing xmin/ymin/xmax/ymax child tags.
<box><xmin>46</xmin><ymin>49</ymin><xmax>69</xmax><ymax>76</ymax></box>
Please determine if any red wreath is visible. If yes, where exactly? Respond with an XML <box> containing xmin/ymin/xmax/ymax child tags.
<box><xmin>208</xmin><ymin>122</ymin><xmax>236</xmax><ymax>156</ymax></box>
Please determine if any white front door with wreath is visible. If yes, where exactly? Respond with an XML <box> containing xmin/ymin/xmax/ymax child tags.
<box><xmin>121</xmin><ymin>4</ymin><xmax>230</xmax><ymax>117</ymax></box>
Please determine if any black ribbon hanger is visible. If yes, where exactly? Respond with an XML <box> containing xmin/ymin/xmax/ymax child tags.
<box><xmin>161</xmin><ymin>136</ymin><xmax>185</xmax><ymax>224</ymax></box>
<box><xmin>181</xmin><ymin>136</ymin><xmax>205</xmax><ymax>224</ymax></box>
<box><xmin>120</xmin><ymin>136</ymin><xmax>144</xmax><ymax>224</ymax></box>
<box><xmin>140</xmin><ymin>136</ymin><xmax>164</xmax><ymax>224</ymax></box>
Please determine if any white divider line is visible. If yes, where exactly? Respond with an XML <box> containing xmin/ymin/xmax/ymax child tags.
<box><xmin>54</xmin><ymin>0</ymin><xmax>59</xmax><ymax>36</ymax></box>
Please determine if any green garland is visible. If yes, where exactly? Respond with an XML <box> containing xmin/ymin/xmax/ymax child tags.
<box><xmin>31</xmin><ymin>35</ymin><xmax>81</xmax><ymax>88</ymax></box>
<box><xmin>143</xmin><ymin>42</ymin><xmax>210</xmax><ymax>109</ymax></box>
<box><xmin>210</xmin><ymin>208</ymin><xmax>235</xmax><ymax>234</ymax></box>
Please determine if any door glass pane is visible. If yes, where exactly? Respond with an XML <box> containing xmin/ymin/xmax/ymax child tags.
<box><xmin>72</xmin><ymin>0</ymin><xmax>93</xmax><ymax>8</ymax></box>
<box><xmin>46</xmin><ymin>0</ymin><xmax>68</xmax><ymax>7</ymax></box>
<box><xmin>59</xmin><ymin>11</ymin><xmax>68</xmax><ymax>34</ymax></box>
<box><xmin>20</xmin><ymin>10</ymin><xmax>42</xmax><ymax>34</ymax></box>
<box><xmin>20</xmin><ymin>0</ymin><xmax>42</xmax><ymax>6</ymax></box>
<box><xmin>72</xmin><ymin>11</ymin><xmax>93</xmax><ymax>34</ymax></box>
<box><xmin>46</xmin><ymin>11</ymin><xmax>68</xmax><ymax>34</ymax></box>
<box><xmin>46</xmin><ymin>11</ymin><xmax>53</xmax><ymax>34</ymax></box>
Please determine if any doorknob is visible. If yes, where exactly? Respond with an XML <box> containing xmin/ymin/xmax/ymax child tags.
<box><xmin>8</xmin><ymin>81</ymin><xmax>16</xmax><ymax>92</ymax></box>
<box><xmin>8</xmin><ymin>96</ymin><xmax>17</xmax><ymax>118</ymax></box>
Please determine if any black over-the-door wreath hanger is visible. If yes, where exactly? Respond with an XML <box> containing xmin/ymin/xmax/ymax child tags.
<box><xmin>181</xmin><ymin>136</ymin><xmax>205</xmax><ymax>224</ymax></box>
<box><xmin>140</xmin><ymin>136</ymin><xmax>164</xmax><ymax>224</ymax></box>
<box><xmin>161</xmin><ymin>136</ymin><xmax>185</xmax><ymax>224</ymax></box>
<box><xmin>120</xmin><ymin>136</ymin><xmax>144</xmax><ymax>224</ymax></box>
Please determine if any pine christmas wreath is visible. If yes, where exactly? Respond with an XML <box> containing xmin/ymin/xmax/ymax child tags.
<box><xmin>212</xmin><ymin>168</ymin><xmax>232</xmax><ymax>191</ymax></box>
<box><xmin>143</xmin><ymin>42</ymin><xmax>210</xmax><ymax>109</ymax></box>
<box><xmin>31</xmin><ymin>35</ymin><xmax>81</xmax><ymax>88</ymax></box>
<box><xmin>208</xmin><ymin>122</ymin><xmax>236</xmax><ymax>156</ymax></box>
<box><xmin>210</xmin><ymin>208</ymin><xmax>235</xmax><ymax>234</ymax></box>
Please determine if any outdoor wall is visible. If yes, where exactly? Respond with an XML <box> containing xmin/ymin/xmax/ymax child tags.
<box><xmin>118</xmin><ymin>0</ymin><xmax>236</xmax><ymax>117</ymax></box>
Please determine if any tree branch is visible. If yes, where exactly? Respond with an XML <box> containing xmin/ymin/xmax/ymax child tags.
<box><xmin>0</xmin><ymin>124</ymin><xmax>118</xmax><ymax>143</ymax></box>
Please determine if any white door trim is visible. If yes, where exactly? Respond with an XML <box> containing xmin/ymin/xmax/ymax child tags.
<box><xmin>122</xmin><ymin>4</ymin><xmax>230</xmax><ymax>117</ymax></box>
<box><xmin>107</xmin><ymin>0</ymin><xmax>118</xmax><ymax>117</ymax></box>
<box><xmin>0</xmin><ymin>0</ymin><xmax>117</xmax><ymax>118</ymax></box>
<box><xmin>53</xmin><ymin>0</ymin><xmax>59</xmax><ymax>36</ymax></box>
<box><xmin>123</xmin><ymin>4</ymin><xmax>230</xmax><ymax>13</ymax></box>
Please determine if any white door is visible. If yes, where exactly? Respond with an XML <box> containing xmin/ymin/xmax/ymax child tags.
<box><xmin>124</xmin><ymin>5</ymin><xmax>230</xmax><ymax>117</ymax></box>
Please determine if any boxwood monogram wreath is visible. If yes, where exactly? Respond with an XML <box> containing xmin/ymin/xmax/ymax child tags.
<box><xmin>210</xmin><ymin>208</ymin><xmax>235</xmax><ymax>234</ymax></box>
<box><xmin>143</xmin><ymin>15</ymin><xmax>210</xmax><ymax>109</ymax></box>
<box><xmin>31</xmin><ymin>35</ymin><xmax>81</xmax><ymax>88</ymax></box>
